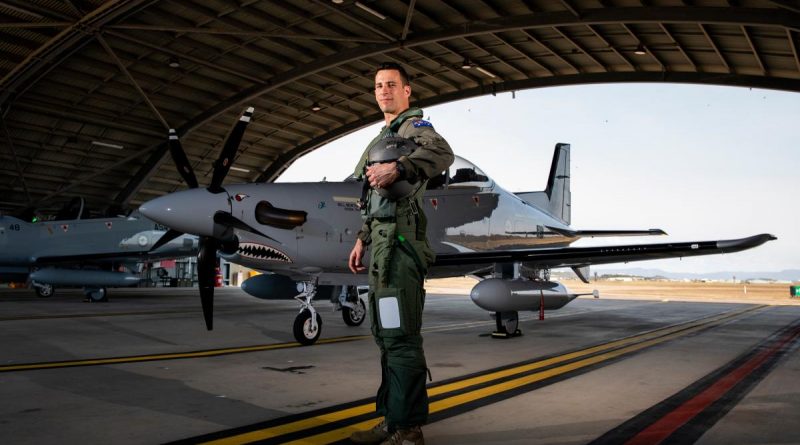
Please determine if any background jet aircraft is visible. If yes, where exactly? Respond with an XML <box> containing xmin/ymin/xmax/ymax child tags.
<box><xmin>0</xmin><ymin>199</ymin><xmax>198</xmax><ymax>301</ymax></box>
<box><xmin>139</xmin><ymin>108</ymin><xmax>775</xmax><ymax>344</ymax></box>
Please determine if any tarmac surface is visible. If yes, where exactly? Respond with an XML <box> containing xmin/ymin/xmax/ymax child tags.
<box><xmin>1</xmin><ymin>286</ymin><xmax>799</xmax><ymax>445</ymax></box>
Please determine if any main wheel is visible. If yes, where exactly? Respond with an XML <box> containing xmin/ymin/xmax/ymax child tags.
<box><xmin>34</xmin><ymin>283</ymin><xmax>54</xmax><ymax>298</ymax></box>
<box><xmin>501</xmin><ymin>313</ymin><xmax>519</xmax><ymax>334</ymax></box>
<box><xmin>493</xmin><ymin>311</ymin><xmax>520</xmax><ymax>338</ymax></box>
<box><xmin>342</xmin><ymin>298</ymin><xmax>367</xmax><ymax>326</ymax></box>
<box><xmin>84</xmin><ymin>287</ymin><xmax>108</xmax><ymax>302</ymax></box>
<box><xmin>293</xmin><ymin>309</ymin><xmax>322</xmax><ymax>345</ymax></box>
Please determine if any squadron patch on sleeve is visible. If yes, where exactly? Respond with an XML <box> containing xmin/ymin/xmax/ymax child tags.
<box><xmin>412</xmin><ymin>119</ymin><xmax>433</xmax><ymax>128</ymax></box>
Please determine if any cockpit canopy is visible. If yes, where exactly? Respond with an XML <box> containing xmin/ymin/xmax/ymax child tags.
<box><xmin>345</xmin><ymin>155</ymin><xmax>492</xmax><ymax>191</ymax></box>
<box><xmin>426</xmin><ymin>156</ymin><xmax>492</xmax><ymax>190</ymax></box>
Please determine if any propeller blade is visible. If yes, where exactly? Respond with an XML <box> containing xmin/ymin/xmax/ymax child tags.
<box><xmin>167</xmin><ymin>129</ymin><xmax>199</xmax><ymax>188</ymax></box>
<box><xmin>197</xmin><ymin>236</ymin><xmax>219</xmax><ymax>330</ymax></box>
<box><xmin>149</xmin><ymin>229</ymin><xmax>183</xmax><ymax>252</ymax></box>
<box><xmin>209</xmin><ymin>107</ymin><xmax>254</xmax><ymax>193</ymax></box>
<box><xmin>213</xmin><ymin>211</ymin><xmax>281</xmax><ymax>244</ymax></box>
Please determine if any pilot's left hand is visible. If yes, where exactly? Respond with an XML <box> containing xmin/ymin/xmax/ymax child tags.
<box><xmin>366</xmin><ymin>162</ymin><xmax>399</xmax><ymax>189</ymax></box>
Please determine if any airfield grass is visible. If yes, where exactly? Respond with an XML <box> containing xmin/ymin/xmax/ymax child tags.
<box><xmin>425</xmin><ymin>276</ymin><xmax>800</xmax><ymax>305</ymax></box>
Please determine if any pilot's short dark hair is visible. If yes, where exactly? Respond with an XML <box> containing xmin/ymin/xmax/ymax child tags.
<box><xmin>375</xmin><ymin>62</ymin><xmax>410</xmax><ymax>85</ymax></box>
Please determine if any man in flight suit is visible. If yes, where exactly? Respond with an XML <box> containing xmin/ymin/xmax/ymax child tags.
<box><xmin>348</xmin><ymin>62</ymin><xmax>454</xmax><ymax>445</ymax></box>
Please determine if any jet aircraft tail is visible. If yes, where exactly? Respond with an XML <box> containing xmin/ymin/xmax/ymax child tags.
<box><xmin>515</xmin><ymin>143</ymin><xmax>571</xmax><ymax>225</ymax></box>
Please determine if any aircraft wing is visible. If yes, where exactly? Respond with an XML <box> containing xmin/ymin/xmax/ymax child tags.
<box><xmin>433</xmin><ymin>234</ymin><xmax>776</xmax><ymax>269</ymax></box>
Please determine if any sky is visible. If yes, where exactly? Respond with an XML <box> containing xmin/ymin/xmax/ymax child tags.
<box><xmin>277</xmin><ymin>83</ymin><xmax>800</xmax><ymax>274</ymax></box>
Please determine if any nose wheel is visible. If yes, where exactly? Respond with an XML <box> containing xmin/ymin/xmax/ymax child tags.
<box><xmin>293</xmin><ymin>309</ymin><xmax>322</xmax><ymax>345</ymax></box>
<box><xmin>293</xmin><ymin>280</ymin><xmax>321</xmax><ymax>345</ymax></box>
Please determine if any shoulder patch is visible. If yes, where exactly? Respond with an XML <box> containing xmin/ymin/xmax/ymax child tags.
<box><xmin>412</xmin><ymin>119</ymin><xmax>433</xmax><ymax>128</ymax></box>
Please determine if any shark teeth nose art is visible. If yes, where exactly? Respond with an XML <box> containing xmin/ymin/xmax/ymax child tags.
<box><xmin>237</xmin><ymin>242</ymin><xmax>291</xmax><ymax>262</ymax></box>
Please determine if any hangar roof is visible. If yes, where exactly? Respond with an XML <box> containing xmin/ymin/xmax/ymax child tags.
<box><xmin>1</xmin><ymin>1</ymin><xmax>798</xmax><ymax>217</ymax></box>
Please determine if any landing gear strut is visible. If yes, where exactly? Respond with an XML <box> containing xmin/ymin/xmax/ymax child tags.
<box><xmin>293</xmin><ymin>280</ymin><xmax>321</xmax><ymax>345</ymax></box>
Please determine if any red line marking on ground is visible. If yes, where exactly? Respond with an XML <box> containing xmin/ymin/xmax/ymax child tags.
<box><xmin>624</xmin><ymin>327</ymin><xmax>800</xmax><ymax>445</ymax></box>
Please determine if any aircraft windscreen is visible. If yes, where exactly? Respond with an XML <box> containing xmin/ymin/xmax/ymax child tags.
<box><xmin>447</xmin><ymin>156</ymin><xmax>491</xmax><ymax>188</ymax></box>
<box><xmin>344</xmin><ymin>156</ymin><xmax>491</xmax><ymax>190</ymax></box>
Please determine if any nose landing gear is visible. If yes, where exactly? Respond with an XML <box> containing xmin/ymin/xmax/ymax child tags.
<box><xmin>291</xmin><ymin>282</ymin><xmax>367</xmax><ymax>345</ymax></box>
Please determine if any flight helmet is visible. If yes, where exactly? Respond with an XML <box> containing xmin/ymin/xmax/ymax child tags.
<box><xmin>367</xmin><ymin>136</ymin><xmax>420</xmax><ymax>200</ymax></box>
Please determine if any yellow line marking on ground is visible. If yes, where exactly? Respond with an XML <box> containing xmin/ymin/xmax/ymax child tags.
<box><xmin>0</xmin><ymin>314</ymin><xmax>573</xmax><ymax>373</ymax></box>
<box><xmin>197</xmin><ymin>306</ymin><xmax>765</xmax><ymax>444</ymax></box>
<box><xmin>0</xmin><ymin>335</ymin><xmax>369</xmax><ymax>372</ymax></box>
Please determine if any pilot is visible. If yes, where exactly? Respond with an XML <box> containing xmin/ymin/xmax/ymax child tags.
<box><xmin>348</xmin><ymin>62</ymin><xmax>454</xmax><ymax>445</ymax></box>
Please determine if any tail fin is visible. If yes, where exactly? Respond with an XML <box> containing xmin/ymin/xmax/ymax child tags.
<box><xmin>515</xmin><ymin>143</ymin><xmax>571</xmax><ymax>225</ymax></box>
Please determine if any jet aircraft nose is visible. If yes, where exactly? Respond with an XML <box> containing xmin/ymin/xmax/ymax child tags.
<box><xmin>139</xmin><ymin>188</ymin><xmax>230</xmax><ymax>236</ymax></box>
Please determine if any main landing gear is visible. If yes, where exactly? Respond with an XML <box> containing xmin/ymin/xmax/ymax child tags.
<box><xmin>487</xmin><ymin>263</ymin><xmax>550</xmax><ymax>339</ymax></box>
<box><xmin>33</xmin><ymin>282</ymin><xmax>54</xmax><ymax>298</ymax></box>
<box><xmin>32</xmin><ymin>282</ymin><xmax>108</xmax><ymax>302</ymax></box>
<box><xmin>339</xmin><ymin>285</ymin><xmax>367</xmax><ymax>327</ymax></box>
<box><xmin>492</xmin><ymin>311</ymin><xmax>521</xmax><ymax>338</ymax></box>
<box><xmin>83</xmin><ymin>287</ymin><xmax>108</xmax><ymax>302</ymax></box>
<box><xmin>291</xmin><ymin>281</ymin><xmax>367</xmax><ymax>346</ymax></box>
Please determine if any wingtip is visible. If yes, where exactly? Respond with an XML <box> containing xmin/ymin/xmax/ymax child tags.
<box><xmin>717</xmin><ymin>233</ymin><xmax>777</xmax><ymax>250</ymax></box>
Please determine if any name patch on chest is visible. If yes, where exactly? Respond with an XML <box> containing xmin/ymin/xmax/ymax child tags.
<box><xmin>412</xmin><ymin>119</ymin><xmax>432</xmax><ymax>128</ymax></box>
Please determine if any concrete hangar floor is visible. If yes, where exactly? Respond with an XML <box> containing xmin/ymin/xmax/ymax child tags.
<box><xmin>1</xmin><ymin>286</ymin><xmax>799</xmax><ymax>445</ymax></box>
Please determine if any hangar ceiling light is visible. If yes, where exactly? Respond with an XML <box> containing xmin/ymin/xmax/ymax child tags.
<box><xmin>475</xmin><ymin>66</ymin><xmax>497</xmax><ymax>78</ymax></box>
<box><xmin>91</xmin><ymin>141</ymin><xmax>124</xmax><ymax>150</ymax></box>
<box><xmin>355</xmin><ymin>1</ymin><xmax>386</xmax><ymax>20</ymax></box>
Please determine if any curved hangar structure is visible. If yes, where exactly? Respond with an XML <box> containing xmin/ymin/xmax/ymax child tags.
<box><xmin>1</xmin><ymin>1</ymin><xmax>799</xmax><ymax>215</ymax></box>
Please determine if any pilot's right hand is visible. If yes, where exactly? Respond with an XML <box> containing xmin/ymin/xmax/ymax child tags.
<box><xmin>349</xmin><ymin>238</ymin><xmax>367</xmax><ymax>274</ymax></box>
<box><xmin>366</xmin><ymin>162</ymin><xmax>399</xmax><ymax>189</ymax></box>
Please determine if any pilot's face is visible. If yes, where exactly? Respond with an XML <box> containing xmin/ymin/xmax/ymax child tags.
<box><xmin>374</xmin><ymin>69</ymin><xmax>411</xmax><ymax>116</ymax></box>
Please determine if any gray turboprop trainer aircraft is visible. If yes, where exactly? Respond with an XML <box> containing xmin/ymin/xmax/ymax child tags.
<box><xmin>139</xmin><ymin>107</ymin><xmax>776</xmax><ymax>345</ymax></box>
<box><xmin>0</xmin><ymin>200</ymin><xmax>198</xmax><ymax>301</ymax></box>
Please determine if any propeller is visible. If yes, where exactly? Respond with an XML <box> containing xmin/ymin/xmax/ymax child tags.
<box><xmin>149</xmin><ymin>106</ymin><xmax>308</xmax><ymax>331</ymax></box>
<box><xmin>197</xmin><ymin>235</ymin><xmax>219</xmax><ymax>330</ymax></box>
<box><xmin>167</xmin><ymin>129</ymin><xmax>198</xmax><ymax>188</ymax></box>
<box><xmin>161</xmin><ymin>107</ymin><xmax>255</xmax><ymax>330</ymax></box>
<box><xmin>213</xmin><ymin>211</ymin><xmax>281</xmax><ymax>243</ymax></box>
<box><xmin>149</xmin><ymin>228</ymin><xmax>184</xmax><ymax>252</ymax></box>
<box><xmin>209</xmin><ymin>107</ymin><xmax>252</xmax><ymax>192</ymax></box>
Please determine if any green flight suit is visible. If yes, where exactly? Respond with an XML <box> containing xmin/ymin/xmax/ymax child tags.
<box><xmin>354</xmin><ymin>107</ymin><xmax>454</xmax><ymax>430</ymax></box>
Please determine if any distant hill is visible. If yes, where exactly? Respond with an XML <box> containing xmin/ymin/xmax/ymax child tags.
<box><xmin>585</xmin><ymin>267</ymin><xmax>800</xmax><ymax>282</ymax></box>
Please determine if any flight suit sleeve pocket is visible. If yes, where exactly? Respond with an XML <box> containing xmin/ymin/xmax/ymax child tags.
<box><xmin>375</xmin><ymin>287</ymin><xmax>410</xmax><ymax>337</ymax></box>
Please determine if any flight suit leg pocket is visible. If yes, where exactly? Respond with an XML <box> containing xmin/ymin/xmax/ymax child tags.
<box><xmin>370</xmin><ymin>222</ymin><xmax>397</xmax><ymax>286</ymax></box>
<box><xmin>375</xmin><ymin>287</ymin><xmax>414</xmax><ymax>337</ymax></box>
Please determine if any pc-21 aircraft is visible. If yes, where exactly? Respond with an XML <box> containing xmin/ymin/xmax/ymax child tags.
<box><xmin>139</xmin><ymin>107</ymin><xmax>775</xmax><ymax>345</ymax></box>
<box><xmin>0</xmin><ymin>198</ymin><xmax>198</xmax><ymax>301</ymax></box>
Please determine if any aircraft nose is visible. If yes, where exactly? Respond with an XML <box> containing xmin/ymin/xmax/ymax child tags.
<box><xmin>139</xmin><ymin>188</ymin><xmax>230</xmax><ymax>236</ymax></box>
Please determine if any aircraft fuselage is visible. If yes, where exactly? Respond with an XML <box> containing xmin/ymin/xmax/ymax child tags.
<box><xmin>215</xmin><ymin>176</ymin><xmax>573</xmax><ymax>284</ymax></box>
